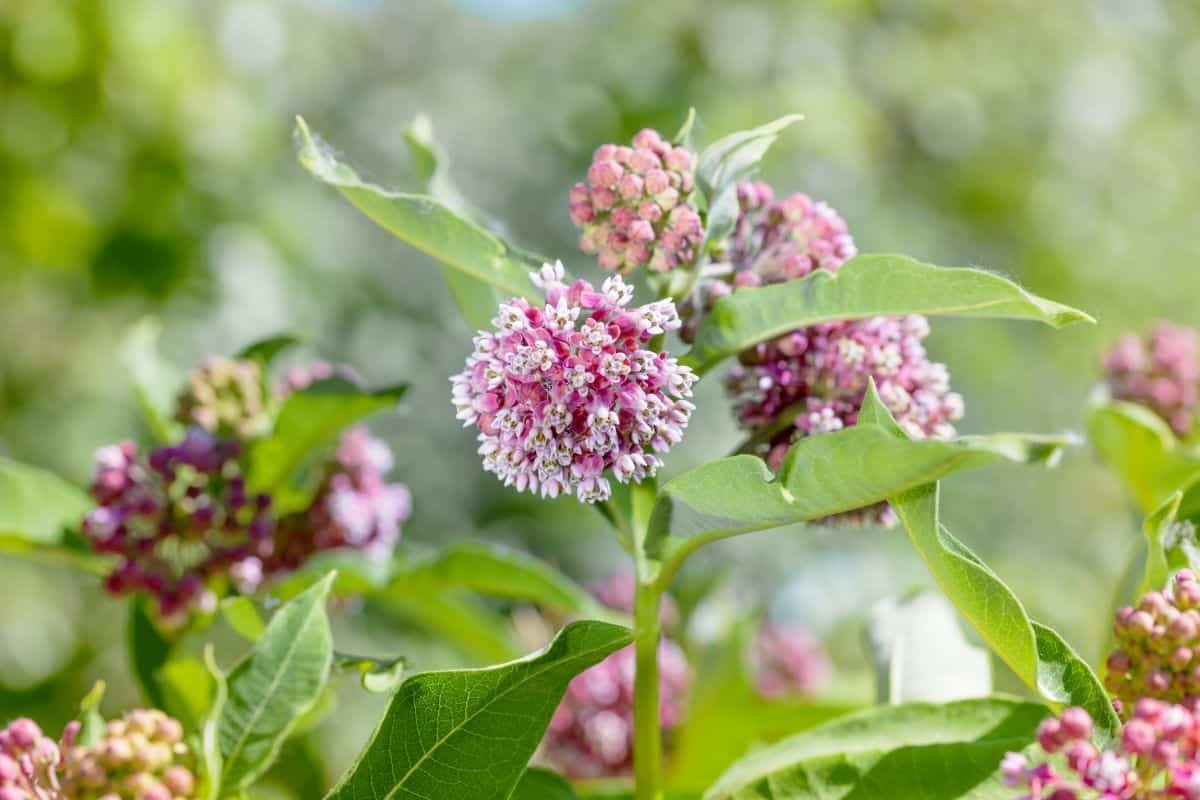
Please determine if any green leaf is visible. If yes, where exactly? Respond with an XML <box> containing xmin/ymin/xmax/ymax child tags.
<box><xmin>378</xmin><ymin>589</ymin><xmax>523</xmax><ymax>664</ymax></box>
<box><xmin>695</xmin><ymin>114</ymin><xmax>803</xmax><ymax>248</ymax></box>
<box><xmin>335</xmin><ymin>652</ymin><xmax>407</xmax><ymax>694</ymax></box>
<box><xmin>247</xmin><ymin>378</ymin><xmax>406</xmax><ymax>508</ymax></box>
<box><xmin>200</xmin><ymin>646</ymin><xmax>228</xmax><ymax>800</ymax></box>
<box><xmin>216</xmin><ymin>572</ymin><xmax>335</xmax><ymax>794</ymax></box>
<box><xmin>296</xmin><ymin>117</ymin><xmax>540</xmax><ymax>303</ymax></box>
<box><xmin>76</xmin><ymin>681</ymin><xmax>107</xmax><ymax>747</ymax></box>
<box><xmin>0</xmin><ymin>457</ymin><xmax>92</xmax><ymax>549</ymax></box>
<box><xmin>893</xmin><ymin>483</ymin><xmax>1120</xmax><ymax>742</ymax></box>
<box><xmin>160</xmin><ymin>657</ymin><xmax>215</xmax><ymax>733</ymax></box>
<box><xmin>120</xmin><ymin>317</ymin><xmax>184</xmax><ymax>444</ymax></box>
<box><xmin>128</xmin><ymin>597</ymin><xmax>173</xmax><ymax>709</ymax></box>
<box><xmin>1087</xmin><ymin>398</ymin><xmax>1200</xmax><ymax>514</ymax></box>
<box><xmin>237</xmin><ymin>333</ymin><xmax>302</xmax><ymax>366</ymax></box>
<box><xmin>324</xmin><ymin>620</ymin><xmax>633</xmax><ymax>800</ymax></box>
<box><xmin>683</xmin><ymin>254</ymin><xmax>1094</xmax><ymax>374</ymax></box>
<box><xmin>646</xmin><ymin>382</ymin><xmax>1070</xmax><ymax>569</ymax></box>
<box><xmin>388</xmin><ymin>542</ymin><xmax>611</xmax><ymax>619</ymax></box>
<box><xmin>704</xmin><ymin>697</ymin><xmax>1047</xmax><ymax>800</ymax></box>
<box><xmin>511</xmin><ymin>768</ymin><xmax>579</xmax><ymax>799</ymax></box>
<box><xmin>221</xmin><ymin>596</ymin><xmax>266</xmax><ymax>642</ymax></box>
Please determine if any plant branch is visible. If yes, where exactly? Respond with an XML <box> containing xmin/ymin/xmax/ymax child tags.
<box><xmin>632</xmin><ymin>574</ymin><xmax>663</xmax><ymax>800</ymax></box>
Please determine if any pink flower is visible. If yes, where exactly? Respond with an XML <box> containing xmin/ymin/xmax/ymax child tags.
<box><xmin>0</xmin><ymin>718</ymin><xmax>61</xmax><ymax>800</ymax></box>
<box><xmin>1105</xmin><ymin>322</ymin><xmax>1200</xmax><ymax>437</ymax></box>
<box><xmin>570</xmin><ymin>130</ymin><xmax>703</xmax><ymax>274</ymax></box>
<box><xmin>451</xmin><ymin>262</ymin><xmax>696</xmax><ymax>503</ymax></box>
<box><xmin>751</xmin><ymin>623</ymin><xmax>832</xmax><ymax>699</ymax></box>
<box><xmin>60</xmin><ymin>709</ymin><xmax>196</xmax><ymax>800</ymax></box>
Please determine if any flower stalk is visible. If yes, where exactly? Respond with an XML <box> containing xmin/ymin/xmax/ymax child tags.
<box><xmin>633</xmin><ymin>573</ymin><xmax>664</xmax><ymax>800</ymax></box>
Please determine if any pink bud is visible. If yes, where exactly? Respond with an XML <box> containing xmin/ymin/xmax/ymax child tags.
<box><xmin>1037</xmin><ymin>719</ymin><xmax>1064</xmax><ymax>753</ymax></box>
<box><xmin>628</xmin><ymin>220</ymin><xmax>654</xmax><ymax>243</ymax></box>
<box><xmin>637</xmin><ymin>202</ymin><xmax>663</xmax><ymax>223</ymax></box>
<box><xmin>1123</xmin><ymin>718</ymin><xmax>1156</xmax><ymax>754</ymax></box>
<box><xmin>591</xmin><ymin>187</ymin><xmax>616</xmax><ymax>211</ymax></box>
<box><xmin>618</xmin><ymin>173</ymin><xmax>644</xmax><ymax>199</ymax></box>
<box><xmin>589</xmin><ymin>160</ymin><xmax>623</xmax><ymax>188</ymax></box>
<box><xmin>664</xmin><ymin>147</ymin><xmax>692</xmax><ymax>171</ymax></box>
<box><xmin>632</xmin><ymin>128</ymin><xmax>664</xmax><ymax>151</ymax></box>
<box><xmin>630</xmin><ymin>148</ymin><xmax>661</xmax><ymax>173</ymax></box>
<box><xmin>1059</xmin><ymin>708</ymin><xmax>1092</xmax><ymax>740</ymax></box>
<box><xmin>568</xmin><ymin>203</ymin><xmax>594</xmax><ymax>225</ymax></box>
<box><xmin>644</xmin><ymin>169</ymin><xmax>670</xmax><ymax>195</ymax></box>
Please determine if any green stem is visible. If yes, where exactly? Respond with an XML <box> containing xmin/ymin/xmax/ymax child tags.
<box><xmin>633</xmin><ymin>575</ymin><xmax>663</xmax><ymax>800</ymax></box>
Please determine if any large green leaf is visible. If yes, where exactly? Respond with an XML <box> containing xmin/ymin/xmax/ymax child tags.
<box><xmin>683</xmin><ymin>254</ymin><xmax>1093</xmax><ymax>374</ymax></box>
<box><xmin>892</xmin><ymin>483</ymin><xmax>1119</xmax><ymax>741</ymax></box>
<box><xmin>128</xmin><ymin>597</ymin><xmax>173</xmax><ymax>709</ymax></box>
<box><xmin>704</xmin><ymin>697</ymin><xmax>1046</xmax><ymax>800</ymax></box>
<box><xmin>0</xmin><ymin>457</ymin><xmax>92</xmax><ymax>549</ymax></box>
<box><xmin>215</xmin><ymin>572</ymin><xmax>335</xmax><ymax>794</ymax></box>
<box><xmin>511</xmin><ymin>768</ymin><xmax>579</xmax><ymax>800</ymax></box>
<box><xmin>1087</xmin><ymin>398</ymin><xmax>1200</xmax><ymax>514</ymax></box>
<box><xmin>324</xmin><ymin>620</ymin><xmax>632</xmax><ymax>800</ymax></box>
<box><xmin>247</xmin><ymin>378</ymin><xmax>406</xmax><ymax>508</ymax></box>
<box><xmin>646</xmin><ymin>382</ymin><xmax>1070</xmax><ymax>571</ymax></box>
<box><xmin>296</xmin><ymin>117</ymin><xmax>539</xmax><ymax>304</ymax></box>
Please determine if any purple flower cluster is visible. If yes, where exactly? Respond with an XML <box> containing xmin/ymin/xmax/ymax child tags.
<box><xmin>539</xmin><ymin>576</ymin><xmax>691</xmax><ymax>779</ymax></box>
<box><xmin>0</xmin><ymin>718</ymin><xmax>62</xmax><ymax>800</ymax></box>
<box><xmin>451</xmin><ymin>262</ymin><xmax>697</xmax><ymax>503</ymax></box>
<box><xmin>569</xmin><ymin>129</ymin><xmax>703</xmax><ymax>274</ymax></box>
<box><xmin>174</xmin><ymin>357</ymin><xmax>269</xmax><ymax>439</ymax></box>
<box><xmin>61</xmin><ymin>710</ymin><xmax>194</xmax><ymax>800</ymax></box>
<box><xmin>1002</xmin><ymin>701</ymin><xmax>1200</xmax><ymax>799</ymax></box>
<box><xmin>82</xmin><ymin>431</ymin><xmax>273</xmax><ymax>620</ymax></box>
<box><xmin>750</xmin><ymin>623</ymin><xmax>832</xmax><ymax>699</ymax></box>
<box><xmin>1105</xmin><ymin>323</ymin><xmax>1200</xmax><ymax>438</ymax></box>
<box><xmin>1107</xmin><ymin>570</ymin><xmax>1200</xmax><ymax>715</ymax></box>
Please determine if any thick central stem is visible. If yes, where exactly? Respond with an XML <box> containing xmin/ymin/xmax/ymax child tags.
<box><xmin>633</xmin><ymin>576</ymin><xmax>663</xmax><ymax>800</ymax></box>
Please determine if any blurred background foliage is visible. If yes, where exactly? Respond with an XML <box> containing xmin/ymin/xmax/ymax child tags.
<box><xmin>2</xmin><ymin>0</ymin><xmax>1198</xmax><ymax>792</ymax></box>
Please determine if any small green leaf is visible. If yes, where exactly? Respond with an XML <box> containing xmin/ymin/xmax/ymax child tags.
<box><xmin>324</xmin><ymin>620</ymin><xmax>633</xmax><ymax>800</ymax></box>
<box><xmin>237</xmin><ymin>333</ymin><xmax>302</xmax><ymax>366</ymax></box>
<box><xmin>893</xmin><ymin>483</ymin><xmax>1120</xmax><ymax>742</ymax></box>
<box><xmin>128</xmin><ymin>597</ymin><xmax>173</xmax><ymax>709</ymax></box>
<box><xmin>511</xmin><ymin>768</ymin><xmax>579</xmax><ymax>799</ymax></box>
<box><xmin>120</xmin><ymin>318</ymin><xmax>183</xmax><ymax>444</ymax></box>
<box><xmin>335</xmin><ymin>652</ymin><xmax>407</xmax><ymax>694</ymax></box>
<box><xmin>1087</xmin><ymin>398</ymin><xmax>1200</xmax><ymax>514</ymax></box>
<box><xmin>296</xmin><ymin>117</ymin><xmax>540</xmax><ymax>304</ymax></box>
<box><xmin>160</xmin><ymin>657</ymin><xmax>215</xmax><ymax>733</ymax></box>
<box><xmin>704</xmin><ymin>697</ymin><xmax>1047</xmax><ymax>800</ymax></box>
<box><xmin>221</xmin><ymin>596</ymin><xmax>266</xmax><ymax>642</ymax></box>
<box><xmin>216</xmin><ymin>572</ymin><xmax>335</xmax><ymax>794</ymax></box>
<box><xmin>76</xmin><ymin>681</ymin><xmax>107</xmax><ymax>747</ymax></box>
<box><xmin>247</xmin><ymin>378</ymin><xmax>406</xmax><ymax>508</ymax></box>
<box><xmin>200</xmin><ymin>646</ymin><xmax>228</xmax><ymax>800</ymax></box>
<box><xmin>683</xmin><ymin>254</ymin><xmax>1094</xmax><ymax>374</ymax></box>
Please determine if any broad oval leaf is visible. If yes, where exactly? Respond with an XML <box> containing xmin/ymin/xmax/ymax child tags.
<box><xmin>704</xmin><ymin>697</ymin><xmax>1047</xmax><ymax>800</ymax></box>
<box><xmin>296</xmin><ymin>117</ymin><xmax>539</xmax><ymax>304</ymax></box>
<box><xmin>0</xmin><ymin>457</ymin><xmax>92</xmax><ymax>549</ymax></box>
<box><xmin>1087</xmin><ymin>398</ymin><xmax>1200</xmax><ymax>514</ymax></box>
<box><xmin>128</xmin><ymin>597</ymin><xmax>174</xmax><ymax>709</ymax></box>
<box><xmin>216</xmin><ymin>572</ymin><xmax>335</xmax><ymax>794</ymax></box>
<box><xmin>683</xmin><ymin>254</ymin><xmax>1093</xmax><ymax>374</ymax></box>
<box><xmin>646</xmin><ymin>383</ymin><xmax>1070</xmax><ymax>566</ymax></box>
<box><xmin>892</xmin><ymin>483</ymin><xmax>1119</xmax><ymax>742</ymax></box>
<box><xmin>247</xmin><ymin>378</ymin><xmax>407</xmax><ymax>509</ymax></box>
<box><xmin>324</xmin><ymin>620</ymin><xmax>632</xmax><ymax>800</ymax></box>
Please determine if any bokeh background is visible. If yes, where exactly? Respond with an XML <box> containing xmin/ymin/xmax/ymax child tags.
<box><xmin>2</xmin><ymin>0</ymin><xmax>1196</xmax><ymax>792</ymax></box>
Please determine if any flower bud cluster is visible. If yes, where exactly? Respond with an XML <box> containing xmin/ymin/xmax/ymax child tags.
<box><xmin>538</xmin><ymin>575</ymin><xmax>691</xmax><ymax>778</ymax></box>
<box><xmin>0</xmin><ymin>718</ymin><xmax>63</xmax><ymax>800</ymax></box>
<box><xmin>451</xmin><ymin>262</ymin><xmax>697</xmax><ymax>504</ymax></box>
<box><xmin>1003</xmin><ymin>701</ymin><xmax>1200</xmax><ymax>799</ymax></box>
<box><xmin>61</xmin><ymin>710</ymin><xmax>195</xmax><ymax>800</ymax></box>
<box><xmin>1105</xmin><ymin>322</ymin><xmax>1200</xmax><ymax>438</ymax></box>
<box><xmin>174</xmin><ymin>357</ymin><xmax>269</xmax><ymax>439</ymax></box>
<box><xmin>751</xmin><ymin>623</ymin><xmax>832</xmax><ymax>699</ymax></box>
<box><xmin>1107</xmin><ymin>569</ymin><xmax>1200</xmax><ymax>714</ymax></box>
<box><xmin>569</xmin><ymin>129</ymin><xmax>703</xmax><ymax>274</ymax></box>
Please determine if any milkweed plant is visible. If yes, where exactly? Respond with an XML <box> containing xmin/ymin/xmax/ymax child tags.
<box><xmin>5</xmin><ymin>109</ymin><xmax>1200</xmax><ymax>800</ymax></box>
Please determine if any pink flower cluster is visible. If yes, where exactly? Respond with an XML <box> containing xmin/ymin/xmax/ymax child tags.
<box><xmin>1107</xmin><ymin>570</ymin><xmax>1200</xmax><ymax>715</ymax></box>
<box><xmin>451</xmin><ymin>262</ymin><xmax>697</xmax><ymax>503</ymax></box>
<box><xmin>61</xmin><ymin>710</ymin><xmax>194</xmax><ymax>800</ymax></box>
<box><xmin>569</xmin><ymin>129</ymin><xmax>703</xmax><ymax>274</ymax></box>
<box><xmin>539</xmin><ymin>576</ymin><xmax>691</xmax><ymax>779</ymax></box>
<box><xmin>0</xmin><ymin>718</ymin><xmax>62</xmax><ymax>800</ymax></box>
<box><xmin>1105</xmin><ymin>323</ymin><xmax>1200</xmax><ymax>438</ymax></box>
<box><xmin>751</xmin><ymin>623</ymin><xmax>832</xmax><ymax>699</ymax></box>
<box><xmin>1002</xmin><ymin>702</ymin><xmax>1200</xmax><ymax>799</ymax></box>
<box><xmin>82</xmin><ymin>429</ymin><xmax>273</xmax><ymax>620</ymax></box>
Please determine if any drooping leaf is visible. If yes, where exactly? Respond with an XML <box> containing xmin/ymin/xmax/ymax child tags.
<box><xmin>335</xmin><ymin>652</ymin><xmax>407</xmax><ymax>694</ymax></box>
<box><xmin>296</xmin><ymin>117</ymin><xmax>540</xmax><ymax>304</ymax></box>
<box><xmin>704</xmin><ymin>697</ymin><xmax>1047</xmax><ymax>800</ymax></box>
<box><xmin>120</xmin><ymin>317</ymin><xmax>183</xmax><ymax>444</ymax></box>
<box><xmin>324</xmin><ymin>620</ymin><xmax>632</xmax><ymax>800</ymax></box>
<box><xmin>1087</xmin><ymin>398</ymin><xmax>1200</xmax><ymax>514</ymax></box>
<box><xmin>221</xmin><ymin>596</ymin><xmax>266</xmax><ymax>642</ymax></box>
<box><xmin>695</xmin><ymin>114</ymin><xmax>803</xmax><ymax>249</ymax></box>
<box><xmin>683</xmin><ymin>254</ymin><xmax>1093</xmax><ymax>374</ymax></box>
<box><xmin>867</xmin><ymin>591</ymin><xmax>991</xmax><ymax>704</ymax></box>
<box><xmin>215</xmin><ymin>572</ymin><xmax>335</xmax><ymax>794</ymax></box>
<box><xmin>0</xmin><ymin>457</ymin><xmax>92</xmax><ymax>553</ymax></box>
<box><xmin>646</xmin><ymin>382</ymin><xmax>1070</xmax><ymax>567</ymax></box>
<box><xmin>247</xmin><ymin>378</ymin><xmax>406</xmax><ymax>509</ymax></box>
<box><xmin>511</xmin><ymin>768</ymin><xmax>579</xmax><ymax>799</ymax></box>
<box><xmin>237</xmin><ymin>333</ymin><xmax>303</xmax><ymax>366</ymax></box>
<box><xmin>893</xmin><ymin>483</ymin><xmax>1120</xmax><ymax>742</ymax></box>
<box><xmin>128</xmin><ymin>597</ymin><xmax>173</xmax><ymax>709</ymax></box>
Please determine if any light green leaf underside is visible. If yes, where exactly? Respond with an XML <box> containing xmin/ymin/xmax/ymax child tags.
<box><xmin>893</xmin><ymin>483</ymin><xmax>1119</xmax><ymax>742</ymax></box>
<box><xmin>324</xmin><ymin>620</ymin><xmax>633</xmax><ymax>800</ymax></box>
<box><xmin>216</xmin><ymin>573</ymin><xmax>335</xmax><ymax>794</ymax></box>
<box><xmin>683</xmin><ymin>254</ymin><xmax>1093</xmax><ymax>374</ymax></box>
<box><xmin>1087</xmin><ymin>398</ymin><xmax>1200</xmax><ymax>514</ymax></box>
<box><xmin>0</xmin><ymin>457</ymin><xmax>91</xmax><ymax>547</ymax></box>
<box><xmin>704</xmin><ymin>697</ymin><xmax>1047</xmax><ymax>800</ymax></box>
<box><xmin>296</xmin><ymin>116</ymin><xmax>539</xmax><ymax>305</ymax></box>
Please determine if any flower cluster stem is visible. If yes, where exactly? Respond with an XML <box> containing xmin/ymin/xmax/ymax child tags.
<box><xmin>633</xmin><ymin>575</ymin><xmax>664</xmax><ymax>800</ymax></box>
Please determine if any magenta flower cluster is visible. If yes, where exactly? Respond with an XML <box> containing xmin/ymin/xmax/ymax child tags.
<box><xmin>61</xmin><ymin>710</ymin><xmax>194</xmax><ymax>800</ymax></box>
<box><xmin>1002</xmin><ymin>701</ymin><xmax>1200</xmax><ymax>800</ymax></box>
<box><xmin>1105</xmin><ymin>322</ymin><xmax>1200</xmax><ymax>438</ymax></box>
<box><xmin>539</xmin><ymin>575</ymin><xmax>691</xmax><ymax>779</ymax></box>
<box><xmin>1107</xmin><ymin>569</ymin><xmax>1200</xmax><ymax>715</ymax></box>
<box><xmin>0</xmin><ymin>718</ymin><xmax>62</xmax><ymax>800</ymax></box>
<box><xmin>83</xmin><ymin>357</ymin><xmax>410</xmax><ymax>621</ymax></box>
<box><xmin>569</xmin><ymin>129</ymin><xmax>703</xmax><ymax>274</ymax></box>
<box><xmin>451</xmin><ymin>262</ymin><xmax>697</xmax><ymax>503</ymax></box>
<box><xmin>750</xmin><ymin>623</ymin><xmax>832</xmax><ymax>699</ymax></box>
